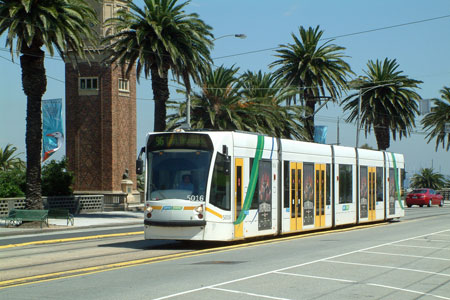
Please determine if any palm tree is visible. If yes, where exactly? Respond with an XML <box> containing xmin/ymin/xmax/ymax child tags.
<box><xmin>167</xmin><ymin>65</ymin><xmax>246</xmax><ymax>130</ymax></box>
<box><xmin>0</xmin><ymin>144</ymin><xmax>25</xmax><ymax>171</ymax></box>
<box><xmin>167</xmin><ymin>67</ymin><xmax>308</xmax><ymax>140</ymax></box>
<box><xmin>103</xmin><ymin>0</ymin><xmax>213</xmax><ymax>132</ymax></box>
<box><xmin>238</xmin><ymin>70</ymin><xmax>307</xmax><ymax>140</ymax></box>
<box><xmin>410</xmin><ymin>168</ymin><xmax>447</xmax><ymax>190</ymax></box>
<box><xmin>270</xmin><ymin>25</ymin><xmax>353</xmax><ymax>141</ymax></box>
<box><xmin>422</xmin><ymin>87</ymin><xmax>450</xmax><ymax>151</ymax></box>
<box><xmin>342</xmin><ymin>58</ymin><xmax>422</xmax><ymax>150</ymax></box>
<box><xmin>0</xmin><ymin>0</ymin><xmax>98</xmax><ymax>209</ymax></box>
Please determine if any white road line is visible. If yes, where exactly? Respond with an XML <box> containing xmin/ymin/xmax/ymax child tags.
<box><xmin>274</xmin><ymin>271</ymin><xmax>356</xmax><ymax>283</ymax></box>
<box><xmin>153</xmin><ymin>228</ymin><xmax>450</xmax><ymax>300</ymax></box>
<box><xmin>276</xmin><ymin>270</ymin><xmax>450</xmax><ymax>300</ymax></box>
<box><xmin>413</xmin><ymin>238</ymin><xmax>450</xmax><ymax>243</ymax></box>
<box><xmin>367</xmin><ymin>283</ymin><xmax>450</xmax><ymax>300</ymax></box>
<box><xmin>209</xmin><ymin>287</ymin><xmax>292</xmax><ymax>300</ymax></box>
<box><xmin>325</xmin><ymin>260</ymin><xmax>450</xmax><ymax>277</ymax></box>
<box><xmin>362</xmin><ymin>250</ymin><xmax>450</xmax><ymax>261</ymax></box>
<box><xmin>391</xmin><ymin>244</ymin><xmax>450</xmax><ymax>250</ymax></box>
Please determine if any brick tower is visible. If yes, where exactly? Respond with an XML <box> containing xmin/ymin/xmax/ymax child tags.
<box><xmin>65</xmin><ymin>0</ymin><xmax>137</xmax><ymax>194</ymax></box>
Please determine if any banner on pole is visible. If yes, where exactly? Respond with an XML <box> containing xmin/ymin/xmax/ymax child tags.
<box><xmin>314</xmin><ymin>125</ymin><xmax>328</xmax><ymax>144</ymax></box>
<box><xmin>42</xmin><ymin>98</ymin><xmax>64</xmax><ymax>162</ymax></box>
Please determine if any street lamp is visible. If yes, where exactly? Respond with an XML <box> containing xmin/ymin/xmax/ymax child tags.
<box><xmin>213</xmin><ymin>33</ymin><xmax>247</xmax><ymax>41</ymax></box>
<box><xmin>355</xmin><ymin>82</ymin><xmax>400</xmax><ymax>147</ymax></box>
<box><xmin>183</xmin><ymin>33</ymin><xmax>247</xmax><ymax>129</ymax></box>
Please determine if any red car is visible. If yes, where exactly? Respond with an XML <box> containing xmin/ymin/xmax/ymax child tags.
<box><xmin>406</xmin><ymin>188</ymin><xmax>444</xmax><ymax>207</ymax></box>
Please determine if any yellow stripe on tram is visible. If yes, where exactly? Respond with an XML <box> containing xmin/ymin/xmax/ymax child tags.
<box><xmin>206</xmin><ymin>207</ymin><xmax>223</xmax><ymax>219</ymax></box>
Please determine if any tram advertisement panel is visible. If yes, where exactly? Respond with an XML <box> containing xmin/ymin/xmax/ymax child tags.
<box><xmin>258</xmin><ymin>160</ymin><xmax>272</xmax><ymax>230</ymax></box>
<box><xmin>389</xmin><ymin>168</ymin><xmax>395</xmax><ymax>215</ymax></box>
<box><xmin>303</xmin><ymin>163</ymin><xmax>314</xmax><ymax>226</ymax></box>
<box><xmin>360</xmin><ymin>166</ymin><xmax>368</xmax><ymax>218</ymax></box>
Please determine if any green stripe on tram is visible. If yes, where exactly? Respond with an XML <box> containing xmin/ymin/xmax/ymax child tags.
<box><xmin>391</xmin><ymin>153</ymin><xmax>404</xmax><ymax>210</ymax></box>
<box><xmin>234</xmin><ymin>135</ymin><xmax>264</xmax><ymax>225</ymax></box>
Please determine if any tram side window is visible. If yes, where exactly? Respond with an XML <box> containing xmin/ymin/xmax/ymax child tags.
<box><xmin>376</xmin><ymin>167</ymin><xmax>383</xmax><ymax>202</ymax></box>
<box><xmin>401</xmin><ymin>168</ymin><xmax>405</xmax><ymax>197</ymax></box>
<box><xmin>339</xmin><ymin>164</ymin><xmax>352</xmax><ymax>204</ymax></box>
<box><xmin>249</xmin><ymin>158</ymin><xmax>259</xmax><ymax>210</ymax></box>
<box><xmin>209</xmin><ymin>153</ymin><xmax>231</xmax><ymax>211</ymax></box>
<box><xmin>326</xmin><ymin>164</ymin><xmax>331</xmax><ymax>206</ymax></box>
<box><xmin>284</xmin><ymin>161</ymin><xmax>290</xmax><ymax>208</ymax></box>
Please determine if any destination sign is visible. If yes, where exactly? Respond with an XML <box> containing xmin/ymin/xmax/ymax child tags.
<box><xmin>147</xmin><ymin>133</ymin><xmax>213</xmax><ymax>151</ymax></box>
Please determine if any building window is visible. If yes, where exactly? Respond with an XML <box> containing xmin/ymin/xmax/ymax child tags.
<box><xmin>118</xmin><ymin>78</ymin><xmax>129</xmax><ymax>92</ymax></box>
<box><xmin>79</xmin><ymin>77</ymin><xmax>98</xmax><ymax>90</ymax></box>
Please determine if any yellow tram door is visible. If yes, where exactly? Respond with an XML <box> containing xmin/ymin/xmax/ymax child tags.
<box><xmin>315</xmin><ymin>164</ymin><xmax>326</xmax><ymax>228</ymax></box>
<box><xmin>234</xmin><ymin>158</ymin><xmax>244</xmax><ymax>238</ymax></box>
<box><xmin>368</xmin><ymin>167</ymin><xmax>376</xmax><ymax>221</ymax></box>
<box><xmin>290</xmin><ymin>162</ymin><xmax>303</xmax><ymax>231</ymax></box>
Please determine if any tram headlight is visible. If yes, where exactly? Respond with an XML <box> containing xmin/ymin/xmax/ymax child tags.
<box><xmin>146</xmin><ymin>206</ymin><xmax>153</xmax><ymax>218</ymax></box>
<box><xmin>194</xmin><ymin>205</ymin><xmax>204</xmax><ymax>219</ymax></box>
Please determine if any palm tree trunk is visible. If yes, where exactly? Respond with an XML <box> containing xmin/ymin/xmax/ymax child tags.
<box><xmin>151</xmin><ymin>67</ymin><xmax>169</xmax><ymax>132</ymax></box>
<box><xmin>305</xmin><ymin>98</ymin><xmax>316</xmax><ymax>141</ymax></box>
<box><xmin>20</xmin><ymin>47</ymin><xmax>46</xmax><ymax>209</ymax></box>
<box><xmin>374</xmin><ymin>122</ymin><xmax>390</xmax><ymax>150</ymax></box>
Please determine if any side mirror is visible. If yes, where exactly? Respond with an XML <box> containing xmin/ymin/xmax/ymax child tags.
<box><xmin>136</xmin><ymin>146</ymin><xmax>145</xmax><ymax>175</ymax></box>
<box><xmin>136</xmin><ymin>158</ymin><xmax>143</xmax><ymax>175</ymax></box>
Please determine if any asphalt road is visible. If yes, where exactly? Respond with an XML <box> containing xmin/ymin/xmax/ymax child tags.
<box><xmin>1</xmin><ymin>205</ymin><xmax>449</xmax><ymax>299</ymax></box>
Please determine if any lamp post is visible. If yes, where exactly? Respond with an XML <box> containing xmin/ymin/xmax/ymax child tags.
<box><xmin>356</xmin><ymin>82</ymin><xmax>399</xmax><ymax>147</ymax></box>
<box><xmin>214</xmin><ymin>33</ymin><xmax>247</xmax><ymax>41</ymax></box>
<box><xmin>183</xmin><ymin>33</ymin><xmax>247</xmax><ymax>129</ymax></box>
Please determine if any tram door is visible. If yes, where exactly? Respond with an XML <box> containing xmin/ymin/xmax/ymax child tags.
<box><xmin>368</xmin><ymin>167</ymin><xmax>376</xmax><ymax>221</ymax></box>
<box><xmin>315</xmin><ymin>164</ymin><xmax>326</xmax><ymax>228</ymax></box>
<box><xmin>290</xmin><ymin>162</ymin><xmax>303</xmax><ymax>231</ymax></box>
<box><xmin>234</xmin><ymin>158</ymin><xmax>244</xmax><ymax>238</ymax></box>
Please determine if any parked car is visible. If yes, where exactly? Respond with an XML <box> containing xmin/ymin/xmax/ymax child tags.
<box><xmin>406</xmin><ymin>188</ymin><xmax>444</xmax><ymax>208</ymax></box>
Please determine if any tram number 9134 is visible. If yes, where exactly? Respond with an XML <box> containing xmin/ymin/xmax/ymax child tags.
<box><xmin>187</xmin><ymin>195</ymin><xmax>205</xmax><ymax>202</ymax></box>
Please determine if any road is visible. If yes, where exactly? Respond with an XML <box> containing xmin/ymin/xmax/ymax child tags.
<box><xmin>1</xmin><ymin>205</ymin><xmax>450</xmax><ymax>299</ymax></box>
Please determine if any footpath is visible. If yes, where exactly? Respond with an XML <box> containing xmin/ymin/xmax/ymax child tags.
<box><xmin>0</xmin><ymin>211</ymin><xmax>144</xmax><ymax>237</ymax></box>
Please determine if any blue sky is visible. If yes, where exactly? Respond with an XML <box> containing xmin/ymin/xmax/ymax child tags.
<box><xmin>1</xmin><ymin>0</ymin><xmax>449</xmax><ymax>178</ymax></box>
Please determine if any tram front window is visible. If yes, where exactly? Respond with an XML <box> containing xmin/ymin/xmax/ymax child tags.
<box><xmin>147</xmin><ymin>150</ymin><xmax>212</xmax><ymax>201</ymax></box>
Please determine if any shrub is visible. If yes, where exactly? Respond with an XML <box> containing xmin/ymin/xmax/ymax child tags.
<box><xmin>42</xmin><ymin>157</ymin><xmax>74</xmax><ymax>196</ymax></box>
<box><xmin>0</xmin><ymin>168</ymin><xmax>26</xmax><ymax>198</ymax></box>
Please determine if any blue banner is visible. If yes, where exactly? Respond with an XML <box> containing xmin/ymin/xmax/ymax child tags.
<box><xmin>42</xmin><ymin>99</ymin><xmax>64</xmax><ymax>162</ymax></box>
<box><xmin>314</xmin><ymin>125</ymin><xmax>328</xmax><ymax>144</ymax></box>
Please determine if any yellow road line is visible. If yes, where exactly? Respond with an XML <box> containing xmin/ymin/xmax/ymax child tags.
<box><xmin>0</xmin><ymin>221</ymin><xmax>388</xmax><ymax>289</ymax></box>
<box><xmin>0</xmin><ymin>231</ymin><xmax>144</xmax><ymax>249</ymax></box>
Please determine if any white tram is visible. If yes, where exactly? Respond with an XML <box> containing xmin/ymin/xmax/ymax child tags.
<box><xmin>138</xmin><ymin>131</ymin><xmax>405</xmax><ymax>241</ymax></box>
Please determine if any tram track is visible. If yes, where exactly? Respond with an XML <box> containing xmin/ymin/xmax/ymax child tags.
<box><xmin>0</xmin><ymin>220</ymin><xmax>393</xmax><ymax>289</ymax></box>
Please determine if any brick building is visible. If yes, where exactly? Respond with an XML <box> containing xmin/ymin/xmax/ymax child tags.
<box><xmin>65</xmin><ymin>0</ymin><xmax>137</xmax><ymax>194</ymax></box>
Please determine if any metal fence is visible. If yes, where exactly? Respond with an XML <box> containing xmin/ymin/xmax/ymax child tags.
<box><xmin>0</xmin><ymin>195</ymin><xmax>104</xmax><ymax>217</ymax></box>
<box><xmin>438</xmin><ymin>188</ymin><xmax>450</xmax><ymax>201</ymax></box>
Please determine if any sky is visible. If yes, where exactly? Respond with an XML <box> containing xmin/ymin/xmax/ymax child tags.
<box><xmin>0</xmin><ymin>0</ymin><xmax>449</xmax><ymax>180</ymax></box>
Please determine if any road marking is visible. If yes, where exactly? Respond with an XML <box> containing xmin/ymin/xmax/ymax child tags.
<box><xmin>326</xmin><ymin>260</ymin><xmax>450</xmax><ymax>277</ymax></box>
<box><xmin>391</xmin><ymin>244</ymin><xmax>450</xmax><ymax>250</ymax></box>
<box><xmin>0</xmin><ymin>222</ymin><xmax>389</xmax><ymax>290</ymax></box>
<box><xmin>274</xmin><ymin>271</ymin><xmax>355</xmax><ymax>283</ymax></box>
<box><xmin>362</xmin><ymin>250</ymin><xmax>450</xmax><ymax>261</ymax></box>
<box><xmin>209</xmin><ymin>287</ymin><xmax>291</xmax><ymax>300</ymax></box>
<box><xmin>0</xmin><ymin>231</ymin><xmax>144</xmax><ymax>249</ymax></box>
<box><xmin>413</xmin><ymin>238</ymin><xmax>450</xmax><ymax>243</ymax></box>
<box><xmin>275</xmin><ymin>271</ymin><xmax>450</xmax><ymax>300</ymax></box>
<box><xmin>153</xmin><ymin>228</ymin><xmax>450</xmax><ymax>300</ymax></box>
<box><xmin>367</xmin><ymin>283</ymin><xmax>450</xmax><ymax>300</ymax></box>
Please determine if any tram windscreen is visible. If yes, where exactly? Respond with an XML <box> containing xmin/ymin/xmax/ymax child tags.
<box><xmin>146</xmin><ymin>134</ymin><xmax>213</xmax><ymax>201</ymax></box>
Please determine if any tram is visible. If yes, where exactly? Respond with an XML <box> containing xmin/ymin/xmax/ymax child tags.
<box><xmin>138</xmin><ymin>131</ymin><xmax>405</xmax><ymax>241</ymax></box>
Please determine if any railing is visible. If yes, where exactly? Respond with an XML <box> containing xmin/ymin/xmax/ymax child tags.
<box><xmin>438</xmin><ymin>188</ymin><xmax>450</xmax><ymax>201</ymax></box>
<box><xmin>0</xmin><ymin>195</ymin><xmax>104</xmax><ymax>217</ymax></box>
